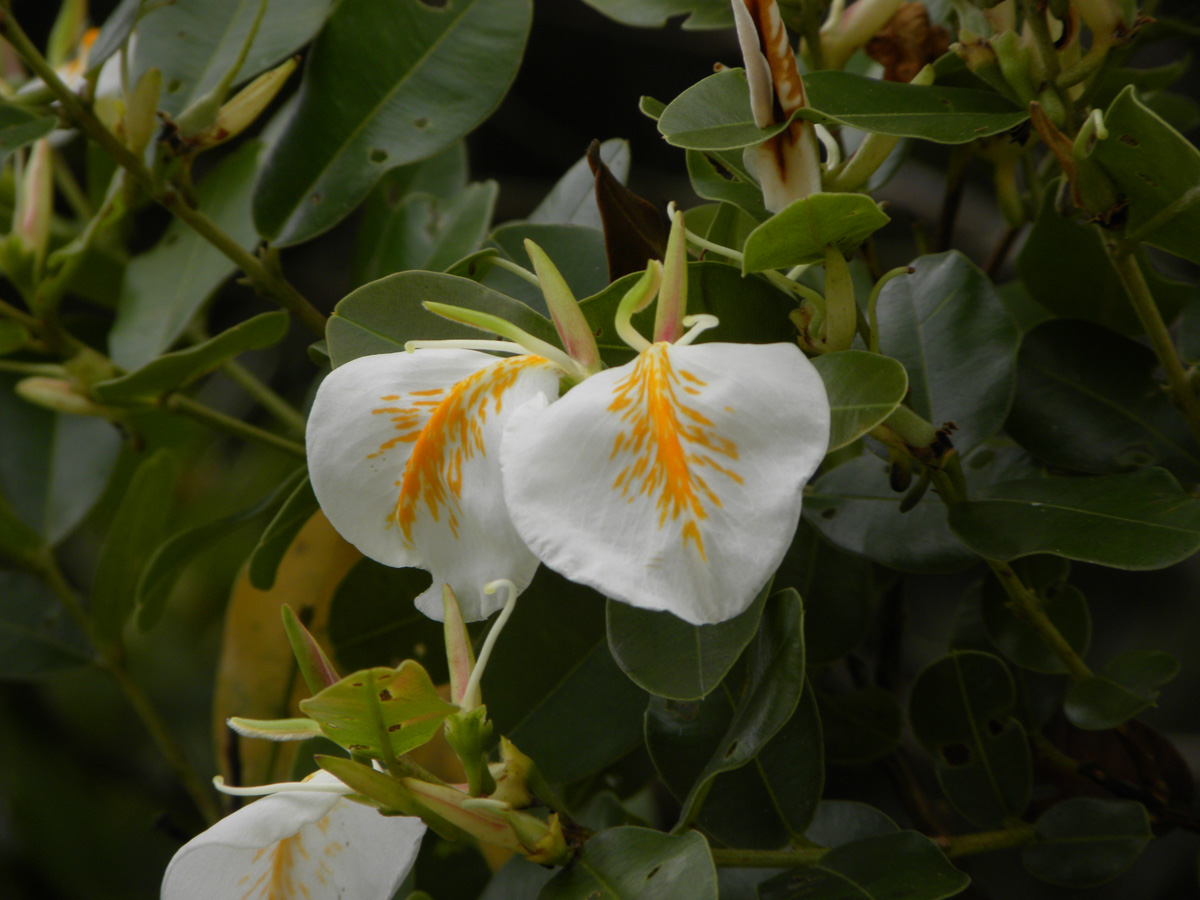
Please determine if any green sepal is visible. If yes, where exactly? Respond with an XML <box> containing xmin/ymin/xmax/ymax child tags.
<box><xmin>226</xmin><ymin>716</ymin><xmax>323</xmax><ymax>742</ymax></box>
<box><xmin>282</xmin><ymin>604</ymin><xmax>341</xmax><ymax>694</ymax></box>
<box><xmin>444</xmin><ymin>705</ymin><xmax>497</xmax><ymax>797</ymax></box>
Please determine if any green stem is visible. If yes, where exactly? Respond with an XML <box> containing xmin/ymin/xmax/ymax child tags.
<box><xmin>987</xmin><ymin>560</ymin><xmax>1093</xmax><ymax>681</ymax></box>
<box><xmin>710</xmin><ymin>845</ymin><xmax>829</xmax><ymax>868</ymax></box>
<box><xmin>1021</xmin><ymin>0</ymin><xmax>1078</xmax><ymax>132</ymax></box>
<box><xmin>164</xmin><ymin>393</ymin><xmax>306</xmax><ymax>458</ymax></box>
<box><xmin>1103</xmin><ymin>236</ymin><xmax>1200</xmax><ymax>446</ymax></box>
<box><xmin>937</xmin><ymin>822</ymin><xmax>1038</xmax><ymax>858</ymax></box>
<box><xmin>0</xmin><ymin>10</ymin><xmax>327</xmax><ymax>338</ymax></box>
<box><xmin>36</xmin><ymin>555</ymin><xmax>221</xmax><ymax>824</ymax></box>
<box><xmin>220</xmin><ymin>359</ymin><xmax>307</xmax><ymax>435</ymax></box>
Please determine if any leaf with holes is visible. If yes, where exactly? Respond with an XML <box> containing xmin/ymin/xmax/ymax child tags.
<box><xmin>253</xmin><ymin>0</ymin><xmax>531</xmax><ymax>246</ymax></box>
<box><xmin>742</xmin><ymin>195</ymin><xmax>890</xmax><ymax>272</ymax></box>
<box><xmin>606</xmin><ymin>581</ymin><xmax>768</xmax><ymax>700</ymax></box>
<box><xmin>1023</xmin><ymin>799</ymin><xmax>1152</xmax><ymax>887</ymax></box>
<box><xmin>758</xmin><ymin>831</ymin><xmax>969</xmax><ymax>900</ymax></box>
<box><xmin>131</xmin><ymin>0</ymin><xmax>330</xmax><ymax>117</ymax></box>
<box><xmin>539</xmin><ymin>827</ymin><xmax>718</xmax><ymax>900</ymax></box>
<box><xmin>811</xmin><ymin>351</ymin><xmax>908</xmax><ymax>452</ymax></box>
<box><xmin>1064</xmin><ymin>650</ymin><xmax>1179</xmax><ymax>730</ymax></box>
<box><xmin>908</xmin><ymin>651</ymin><xmax>1031</xmax><ymax>827</ymax></box>
<box><xmin>1091</xmin><ymin>86</ymin><xmax>1200</xmax><ymax>264</ymax></box>
<box><xmin>298</xmin><ymin>662</ymin><xmax>456</xmax><ymax>759</ymax></box>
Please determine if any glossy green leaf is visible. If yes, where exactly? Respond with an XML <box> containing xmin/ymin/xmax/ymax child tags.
<box><xmin>326</xmin><ymin>271</ymin><xmax>556</xmax><ymax>368</ymax></box>
<box><xmin>742</xmin><ymin>195</ymin><xmax>889</xmax><ymax>272</ymax></box>
<box><xmin>982</xmin><ymin>580</ymin><xmax>1091</xmax><ymax>675</ymax></box>
<box><xmin>1008</xmin><ymin>320</ymin><xmax>1200</xmax><ymax>479</ymax></box>
<box><xmin>485</xmin><ymin>223</ymin><xmax>610</xmax><ymax>314</ymax></box>
<box><xmin>0</xmin><ymin>376</ymin><xmax>122</xmax><ymax>546</ymax></box>
<box><xmin>816</xmin><ymin>687</ymin><xmax>902</xmax><ymax>765</ymax></box>
<box><xmin>299</xmin><ymin>662</ymin><xmax>456</xmax><ymax>759</ymax></box>
<box><xmin>658</xmin><ymin>68</ymin><xmax>1026</xmax><ymax>151</ymax></box>
<box><xmin>327</xmin><ymin>559</ymin><xmax>445</xmax><ymax>681</ymax></box>
<box><xmin>607</xmin><ymin>582</ymin><xmax>768</xmax><ymax>700</ymax></box>
<box><xmin>759</xmin><ymin>831</ymin><xmax>969</xmax><ymax>900</ymax></box>
<box><xmin>1017</xmin><ymin>188</ymin><xmax>1193</xmax><ymax>334</ymax></box>
<box><xmin>247</xmin><ymin>475</ymin><xmax>318</xmax><ymax>590</ymax></box>
<box><xmin>0</xmin><ymin>105</ymin><xmax>56</xmax><ymax>165</ymax></box>
<box><xmin>0</xmin><ymin>571</ymin><xmax>92</xmax><ymax>679</ymax></box>
<box><xmin>137</xmin><ymin>467</ymin><xmax>304</xmax><ymax>630</ymax></box>
<box><xmin>132</xmin><ymin>0</ymin><xmax>329</xmax><ymax>116</ymax></box>
<box><xmin>483</xmin><ymin>567</ymin><xmax>647</xmax><ymax>785</ymax></box>
<box><xmin>685</xmin><ymin>150</ymin><xmax>769</xmax><ymax>222</ymax></box>
<box><xmin>806</xmin><ymin>444</ymin><xmax>1038</xmax><ymax>573</ymax></box>
<box><xmin>90</xmin><ymin>450</ymin><xmax>177</xmax><ymax>645</ymax></box>
<box><xmin>577</xmin><ymin>0</ymin><xmax>732</xmax><ymax>28</ymax></box>
<box><xmin>804</xmin><ymin>801</ymin><xmax>898</xmax><ymax>847</ymax></box>
<box><xmin>110</xmin><ymin>140</ymin><xmax>263</xmax><ymax>370</ymax></box>
<box><xmin>529</xmin><ymin>139</ymin><xmax>630</xmax><ymax>231</ymax></box>
<box><xmin>875</xmin><ymin>251</ymin><xmax>1019</xmax><ymax>454</ymax></box>
<box><xmin>85</xmin><ymin>0</ymin><xmax>142</xmax><ymax>76</ymax></box>
<box><xmin>1064</xmin><ymin>650</ymin><xmax>1179</xmax><ymax>730</ymax></box>
<box><xmin>948</xmin><ymin>467</ymin><xmax>1200</xmax><ymax>569</ymax></box>
<box><xmin>253</xmin><ymin>0</ymin><xmax>531</xmax><ymax>246</ymax></box>
<box><xmin>1023</xmin><ymin>799</ymin><xmax>1152</xmax><ymax>887</ymax></box>
<box><xmin>539</xmin><ymin>827</ymin><xmax>717</xmax><ymax>900</ymax></box>
<box><xmin>1091</xmin><ymin>86</ymin><xmax>1200</xmax><ymax>263</ymax></box>
<box><xmin>353</xmin><ymin>182</ymin><xmax>498</xmax><ymax>286</ymax></box>
<box><xmin>775</xmin><ymin>520</ymin><xmax>874</xmax><ymax>666</ymax></box>
<box><xmin>96</xmin><ymin>311</ymin><xmax>289</xmax><ymax>404</ymax></box>
<box><xmin>811</xmin><ymin>351</ymin><xmax>908</xmax><ymax>452</ymax></box>
<box><xmin>908</xmin><ymin>651</ymin><xmax>1031</xmax><ymax>826</ymax></box>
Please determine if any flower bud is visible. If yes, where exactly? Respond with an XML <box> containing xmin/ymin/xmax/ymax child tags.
<box><xmin>184</xmin><ymin>57</ymin><xmax>298</xmax><ymax>151</ymax></box>
<box><xmin>16</xmin><ymin>377</ymin><xmax>112</xmax><ymax>417</ymax></box>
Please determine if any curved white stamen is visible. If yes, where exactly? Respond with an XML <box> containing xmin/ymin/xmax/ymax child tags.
<box><xmin>403</xmin><ymin>339</ymin><xmax>526</xmax><ymax>354</ymax></box>
<box><xmin>461</xmin><ymin>579</ymin><xmax>520</xmax><ymax>707</ymax></box>
<box><xmin>814</xmin><ymin>124</ymin><xmax>840</xmax><ymax>169</ymax></box>
<box><xmin>676</xmin><ymin>314</ymin><xmax>720</xmax><ymax>346</ymax></box>
<box><xmin>212</xmin><ymin>775</ymin><xmax>354</xmax><ymax>797</ymax></box>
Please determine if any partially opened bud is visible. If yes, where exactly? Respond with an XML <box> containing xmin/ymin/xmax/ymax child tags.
<box><xmin>12</xmin><ymin>139</ymin><xmax>54</xmax><ymax>278</ymax></box>
<box><xmin>184</xmin><ymin>57</ymin><xmax>298</xmax><ymax>151</ymax></box>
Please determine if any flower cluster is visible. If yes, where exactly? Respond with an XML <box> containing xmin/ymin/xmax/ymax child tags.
<box><xmin>306</xmin><ymin>211</ymin><xmax>831</xmax><ymax>626</ymax></box>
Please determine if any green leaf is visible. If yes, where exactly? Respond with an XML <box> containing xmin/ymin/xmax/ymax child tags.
<box><xmin>486</xmin><ymin>223</ymin><xmax>610</xmax><ymax>314</ymax></box>
<box><xmin>982</xmin><ymin>580</ymin><xmax>1091</xmax><ymax>675</ymax></box>
<box><xmin>1017</xmin><ymin>187</ymin><xmax>1193</xmax><ymax>334</ymax></box>
<box><xmin>95</xmin><ymin>311</ymin><xmax>289</xmax><ymax>403</ymax></box>
<box><xmin>1091</xmin><ymin>86</ymin><xmax>1200</xmax><ymax>263</ymax></box>
<box><xmin>529</xmin><ymin>138</ymin><xmax>630</xmax><ymax>231</ymax></box>
<box><xmin>875</xmin><ymin>251</ymin><xmax>1019</xmax><ymax>454</ymax></box>
<box><xmin>252</xmin><ymin>0</ymin><xmax>531</xmax><ymax>246</ymax></box>
<box><xmin>539</xmin><ymin>827</ymin><xmax>717</xmax><ymax>900</ymax></box>
<box><xmin>948</xmin><ymin>467</ymin><xmax>1200</xmax><ymax>569</ymax></box>
<box><xmin>759</xmin><ymin>831</ymin><xmax>969</xmax><ymax>900</ymax></box>
<box><xmin>1064</xmin><ymin>650</ymin><xmax>1179</xmax><ymax>730</ymax></box>
<box><xmin>326</xmin><ymin>271</ymin><xmax>557</xmax><ymax>368</ymax></box>
<box><xmin>0</xmin><ymin>376</ymin><xmax>122</xmax><ymax>546</ymax></box>
<box><xmin>742</xmin><ymin>194</ymin><xmax>889</xmax><ymax>272</ymax></box>
<box><xmin>327</xmin><ymin>559</ymin><xmax>445</xmax><ymax>681</ymax></box>
<box><xmin>816</xmin><ymin>687</ymin><xmax>902</xmax><ymax>765</ymax></box>
<box><xmin>658</xmin><ymin>68</ymin><xmax>1027</xmax><ymax>151</ymax></box>
<box><xmin>806</xmin><ymin>444</ymin><xmax>1038</xmax><ymax>573</ymax></box>
<box><xmin>132</xmin><ymin>0</ymin><xmax>330</xmax><ymax>117</ymax></box>
<box><xmin>811</xmin><ymin>351</ymin><xmax>908</xmax><ymax>452</ymax></box>
<box><xmin>576</xmin><ymin>0</ymin><xmax>732</xmax><ymax>29</ymax></box>
<box><xmin>85</xmin><ymin>0</ymin><xmax>142</xmax><ymax>77</ymax></box>
<box><xmin>247</xmin><ymin>475</ymin><xmax>318</xmax><ymax>590</ymax></box>
<box><xmin>0</xmin><ymin>571</ymin><xmax>92</xmax><ymax>680</ymax></box>
<box><xmin>227</xmin><ymin>716</ymin><xmax>324</xmax><ymax>741</ymax></box>
<box><xmin>298</xmin><ymin>662</ymin><xmax>456</xmax><ymax>759</ymax></box>
<box><xmin>110</xmin><ymin>140</ymin><xmax>263</xmax><ymax>370</ymax></box>
<box><xmin>483</xmin><ymin>567</ymin><xmax>647</xmax><ymax>784</ymax></box>
<box><xmin>908</xmin><ymin>650</ymin><xmax>1031</xmax><ymax>826</ymax></box>
<box><xmin>1023</xmin><ymin>799</ymin><xmax>1152</xmax><ymax>887</ymax></box>
<box><xmin>90</xmin><ymin>450</ymin><xmax>177</xmax><ymax>645</ymax></box>
<box><xmin>804</xmin><ymin>801</ymin><xmax>898</xmax><ymax>847</ymax></box>
<box><xmin>136</xmin><ymin>467</ymin><xmax>305</xmax><ymax>630</ymax></box>
<box><xmin>1007</xmin><ymin>319</ymin><xmax>1200</xmax><ymax>480</ymax></box>
<box><xmin>0</xmin><ymin>105</ymin><xmax>56</xmax><ymax>165</ymax></box>
<box><xmin>606</xmin><ymin>582</ymin><xmax>768</xmax><ymax>700</ymax></box>
<box><xmin>0</xmin><ymin>493</ymin><xmax>44</xmax><ymax>569</ymax></box>
<box><xmin>0</xmin><ymin>320</ymin><xmax>31</xmax><ymax>356</ymax></box>
<box><xmin>353</xmin><ymin>182</ymin><xmax>499</xmax><ymax>286</ymax></box>
<box><xmin>686</xmin><ymin>150</ymin><xmax>769</xmax><ymax>222</ymax></box>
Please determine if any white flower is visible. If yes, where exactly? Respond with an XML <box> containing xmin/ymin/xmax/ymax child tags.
<box><xmin>161</xmin><ymin>772</ymin><xmax>425</xmax><ymax>900</ymax></box>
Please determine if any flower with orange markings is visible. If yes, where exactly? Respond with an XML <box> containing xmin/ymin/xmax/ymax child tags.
<box><xmin>500</xmin><ymin>210</ymin><xmax>831</xmax><ymax>624</ymax></box>
<box><xmin>161</xmin><ymin>771</ymin><xmax>425</xmax><ymax>900</ymax></box>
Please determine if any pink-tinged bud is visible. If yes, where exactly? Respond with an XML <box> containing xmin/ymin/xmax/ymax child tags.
<box><xmin>281</xmin><ymin>604</ymin><xmax>341</xmax><ymax>694</ymax></box>
<box><xmin>653</xmin><ymin>208</ymin><xmax>688</xmax><ymax>343</ymax></box>
<box><xmin>14</xmin><ymin>139</ymin><xmax>53</xmax><ymax>276</ymax></box>
<box><xmin>441</xmin><ymin>585</ymin><xmax>478</xmax><ymax>709</ymax></box>
<box><xmin>524</xmin><ymin>239</ymin><xmax>601</xmax><ymax>376</ymax></box>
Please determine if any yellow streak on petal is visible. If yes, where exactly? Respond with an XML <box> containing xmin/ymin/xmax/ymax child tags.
<box><xmin>607</xmin><ymin>344</ymin><xmax>742</xmax><ymax>558</ymax></box>
<box><xmin>241</xmin><ymin>830</ymin><xmax>308</xmax><ymax>900</ymax></box>
<box><xmin>366</xmin><ymin>356</ymin><xmax>549</xmax><ymax>545</ymax></box>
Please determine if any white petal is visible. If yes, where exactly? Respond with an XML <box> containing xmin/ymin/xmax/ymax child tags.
<box><xmin>307</xmin><ymin>349</ymin><xmax>560</xmax><ymax>621</ymax></box>
<box><xmin>162</xmin><ymin>777</ymin><xmax>425</xmax><ymax>900</ymax></box>
<box><xmin>502</xmin><ymin>342</ymin><xmax>830</xmax><ymax>625</ymax></box>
